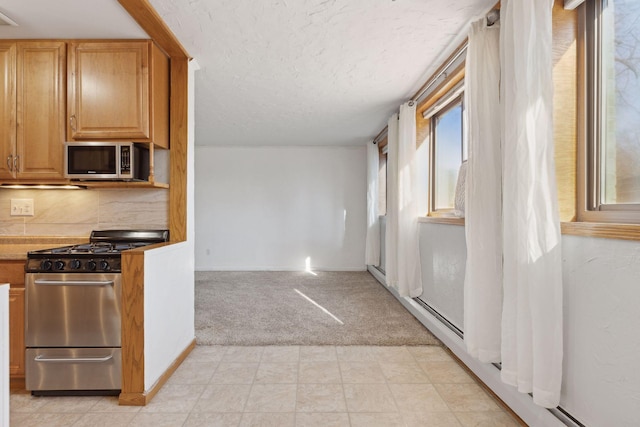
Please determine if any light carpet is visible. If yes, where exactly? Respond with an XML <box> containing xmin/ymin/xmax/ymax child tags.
<box><xmin>195</xmin><ymin>271</ymin><xmax>441</xmax><ymax>346</ymax></box>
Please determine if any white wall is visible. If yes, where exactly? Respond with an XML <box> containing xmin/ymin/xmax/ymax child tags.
<box><xmin>143</xmin><ymin>60</ymin><xmax>197</xmax><ymax>390</ymax></box>
<box><xmin>195</xmin><ymin>146</ymin><xmax>367</xmax><ymax>271</ymax></box>
<box><xmin>144</xmin><ymin>242</ymin><xmax>194</xmax><ymax>388</ymax></box>
<box><xmin>412</xmin><ymin>222</ymin><xmax>640</xmax><ymax>426</ymax></box>
<box><xmin>560</xmin><ymin>235</ymin><xmax>640</xmax><ymax>426</ymax></box>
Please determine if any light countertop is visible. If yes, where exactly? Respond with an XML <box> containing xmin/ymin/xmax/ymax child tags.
<box><xmin>0</xmin><ymin>237</ymin><xmax>86</xmax><ymax>260</ymax></box>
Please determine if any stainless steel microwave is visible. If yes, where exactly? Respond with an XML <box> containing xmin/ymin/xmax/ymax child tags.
<box><xmin>64</xmin><ymin>142</ymin><xmax>150</xmax><ymax>181</ymax></box>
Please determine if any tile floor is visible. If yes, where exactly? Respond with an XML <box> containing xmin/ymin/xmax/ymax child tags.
<box><xmin>10</xmin><ymin>345</ymin><xmax>521</xmax><ymax>427</ymax></box>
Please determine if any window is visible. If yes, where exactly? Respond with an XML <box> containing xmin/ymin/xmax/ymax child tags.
<box><xmin>421</xmin><ymin>79</ymin><xmax>466</xmax><ymax>215</ymax></box>
<box><xmin>585</xmin><ymin>0</ymin><xmax>640</xmax><ymax>221</ymax></box>
<box><xmin>378</xmin><ymin>141</ymin><xmax>387</xmax><ymax>216</ymax></box>
<box><xmin>432</xmin><ymin>96</ymin><xmax>465</xmax><ymax>211</ymax></box>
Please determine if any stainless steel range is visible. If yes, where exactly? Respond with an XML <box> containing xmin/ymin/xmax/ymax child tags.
<box><xmin>25</xmin><ymin>229</ymin><xmax>169</xmax><ymax>395</ymax></box>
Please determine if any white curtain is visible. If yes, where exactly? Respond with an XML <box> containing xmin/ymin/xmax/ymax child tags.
<box><xmin>463</xmin><ymin>19</ymin><xmax>502</xmax><ymax>363</ymax></box>
<box><xmin>385</xmin><ymin>103</ymin><xmax>422</xmax><ymax>297</ymax></box>
<box><xmin>397</xmin><ymin>102</ymin><xmax>422</xmax><ymax>297</ymax></box>
<box><xmin>365</xmin><ymin>141</ymin><xmax>380</xmax><ymax>266</ymax></box>
<box><xmin>500</xmin><ymin>0</ymin><xmax>563</xmax><ymax>408</ymax></box>
<box><xmin>385</xmin><ymin>114</ymin><xmax>399</xmax><ymax>287</ymax></box>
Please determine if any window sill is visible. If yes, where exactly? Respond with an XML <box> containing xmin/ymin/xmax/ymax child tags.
<box><xmin>560</xmin><ymin>222</ymin><xmax>640</xmax><ymax>241</ymax></box>
<box><xmin>418</xmin><ymin>216</ymin><xmax>465</xmax><ymax>226</ymax></box>
<box><xmin>416</xmin><ymin>217</ymin><xmax>640</xmax><ymax>240</ymax></box>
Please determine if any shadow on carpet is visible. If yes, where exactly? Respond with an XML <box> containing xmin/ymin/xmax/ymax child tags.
<box><xmin>195</xmin><ymin>271</ymin><xmax>441</xmax><ymax>346</ymax></box>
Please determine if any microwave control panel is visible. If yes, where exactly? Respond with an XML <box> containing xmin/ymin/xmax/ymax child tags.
<box><xmin>120</xmin><ymin>145</ymin><xmax>131</xmax><ymax>174</ymax></box>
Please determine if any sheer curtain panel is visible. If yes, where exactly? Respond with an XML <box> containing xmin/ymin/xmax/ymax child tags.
<box><xmin>365</xmin><ymin>141</ymin><xmax>380</xmax><ymax>266</ymax></box>
<box><xmin>385</xmin><ymin>104</ymin><xmax>422</xmax><ymax>296</ymax></box>
<box><xmin>385</xmin><ymin>114</ymin><xmax>400</xmax><ymax>288</ymax></box>
<box><xmin>396</xmin><ymin>102</ymin><xmax>423</xmax><ymax>297</ymax></box>
<box><xmin>500</xmin><ymin>0</ymin><xmax>563</xmax><ymax>408</ymax></box>
<box><xmin>463</xmin><ymin>19</ymin><xmax>502</xmax><ymax>364</ymax></box>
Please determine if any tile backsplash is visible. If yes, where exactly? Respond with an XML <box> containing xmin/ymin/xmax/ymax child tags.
<box><xmin>0</xmin><ymin>189</ymin><xmax>169</xmax><ymax>236</ymax></box>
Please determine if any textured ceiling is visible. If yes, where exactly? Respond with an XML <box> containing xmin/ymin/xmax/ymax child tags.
<box><xmin>0</xmin><ymin>0</ymin><xmax>496</xmax><ymax>147</ymax></box>
<box><xmin>150</xmin><ymin>0</ymin><xmax>495</xmax><ymax>146</ymax></box>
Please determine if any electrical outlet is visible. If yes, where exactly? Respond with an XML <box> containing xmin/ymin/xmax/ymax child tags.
<box><xmin>10</xmin><ymin>199</ymin><xmax>34</xmax><ymax>216</ymax></box>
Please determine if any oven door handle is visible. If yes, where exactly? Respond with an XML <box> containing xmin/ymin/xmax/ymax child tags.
<box><xmin>34</xmin><ymin>354</ymin><xmax>114</xmax><ymax>363</ymax></box>
<box><xmin>34</xmin><ymin>279</ymin><xmax>115</xmax><ymax>287</ymax></box>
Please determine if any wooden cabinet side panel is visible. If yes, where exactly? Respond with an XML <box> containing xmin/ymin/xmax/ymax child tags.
<box><xmin>8</xmin><ymin>287</ymin><xmax>25</xmax><ymax>377</ymax></box>
<box><xmin>16</xmin><ymin>42</ymin><xmax>66</xmax><ymax>180</ymax></box>
<box><xmin>69</xmin><ymin>41</ymin><xmax>150</xmax><ymax>140</ymax></box>
<box><xmin>0</xmin><ymin>43</ymin><xmax>16</xmax><ymax>180</ymax></box>
<box><xmin>151</xmin><ymin>43</ymin><xmax>169</xmax><ymax>149</ymax></box>
<box><xmin>0</xmin><ymin>260</ymin><xmax>26</xmax><ymax>287</ymax></box>
<box><xmin>1</xmin><ymin>261</ymin><xmax>27</xmax><ymax>379</ymax></box>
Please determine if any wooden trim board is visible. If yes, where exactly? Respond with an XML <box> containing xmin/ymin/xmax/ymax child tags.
<box><xmin>146</xmin><ymin>339</ymin><xmax>195</xmax><ymax>404</ymax></box>
<box><xmin>118</xmin><ymin>0</ymin><xmax>190</xmax><ymax>244</ymax></box>
<box><xmin>119</xmin><ymin>251</ymin><xmax>145</xmax><ymax>404</ymax></box>
<box><xmin>116</xmin><ymin>0</ymin><xmax>192</xmax><ymax>406</ymax></box>
<box><xmin>119</xmin><ymin>339</ymin><xmax>196</xmax><ymax>406</ymax></box>
<box><xmin>169</xmin><ymin>57</ymin><xmax>189</xmax><ymax>243</ymax></box>
<box><xmin>117</xmin><ymin>0</ymin><xmax>190</xmax><ymax>59</ymax></box>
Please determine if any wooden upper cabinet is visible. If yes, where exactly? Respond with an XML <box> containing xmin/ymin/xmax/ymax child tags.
<box><xmin>0</xmin><ymin>43</ymin><xmax>16</xmax><ymax>180</ymax></box>
<box><xmin>67</xmin><ymin>41</ymin><xmax>169</xmax><ymax>148</ymax></box>
<box><xmin>0</xmin><ymin>41</ymin><xmax>65</xmax><ymax>181</ymax></box>
<box><xmin>16</xmin><ymin>42</ymin><xmax>66</xmax><ymax>180</ymax></box>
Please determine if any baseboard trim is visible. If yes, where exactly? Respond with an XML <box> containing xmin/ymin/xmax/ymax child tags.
<box><xmin>194</xmin><ymin>267</ymin><xmax>367</xmax><ymax>272</ymax></box>
<box><xmin>118</xmin><ymin>392</ymin><xmax>146</xmax><ymax>406</ymax></box>
<box><xmin>9</xmin><ymin>377</ymin><xmax>25</xmax><ymax>391</ymax></box>
<box><xmin>119</xmin><ymin>338</ymin><xmax>196</xmax><ymax>406</ymax></box>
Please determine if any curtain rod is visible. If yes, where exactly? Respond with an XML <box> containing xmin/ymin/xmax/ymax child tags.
<box><xmin>373</xmin><ymin>127</ymin><xmax>388</xmax><ymax>145</ymax></box>
<box><xmin>409</xmin><ymin>7</ymin><xmax>499</xmax><ymax>104</ymax></box>
<box><xmin>486</xmin><ymin>9</ymin><xmax>500</xmax><ymax>26</ymax></box>
<box><xmin>373</xmin><ymin>6</ymin><xmax>499</xmax><ymax>143</ymax></box>
<box><xmin>410</xmin><ymin>43</ymin><xmax>467</xmax><ymax>104</ymax></box>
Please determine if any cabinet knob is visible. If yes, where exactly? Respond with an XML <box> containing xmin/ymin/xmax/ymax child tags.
<box><xmin>69</xmin><ymin>114</ymin><xmax>77</xmax><ymax>132</ymax></box>
<box><xmin>6</xmin><ymin>155</ymin><xmax>12</xmax><ymax>172</ymax></box>
<box><xmin>13</xmin><ymin>155</ymin><xmax>19</xmax><ymax>173</ymax></box>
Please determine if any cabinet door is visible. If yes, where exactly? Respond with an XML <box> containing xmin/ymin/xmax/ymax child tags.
<box><xmin>68</xmin><ymin>41</ymin><xmax>150</xmax><ymax>140</ymax></box>
<box><xmin>0</xmin><ymin>43</ymin><xmax>16</xmax><ymax>180</ymax></box>
<box><xmin>16</xmin><ymin>42</ymin><xmax>66</xmax><ymax>180</ymax></box>
<box><xmin>9</xmin><ymin>287</ymin><xmax>25</xmax><ymax>378</ymax></box>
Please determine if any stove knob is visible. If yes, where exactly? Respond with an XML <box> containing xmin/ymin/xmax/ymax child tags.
<box><xmin>54</xmin><ymin>260</ymin><xmax>66</xmax><ymax>271</ymax></box>
<box><xmin>41</xmin><ymin>260</ymin><xmax>53</xmax><ymax>271</ymax></box>
<box><xmin>70</xmin><ymin>259</ymin><xmax>81</xmax><ymax>270</ymax></box>
<box><xmin>86</xmin><ymin>260</ymin><xmax>97</xmax><ymax>271</ymax></box>
<box><xmin>99</xmin><ymin>260</ymin><xmax>110</xmax><ymax>271</ymax></box>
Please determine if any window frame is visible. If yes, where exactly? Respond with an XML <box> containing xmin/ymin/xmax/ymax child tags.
<box><xmin>428</xmin><ymin>92</ymin><xmax>466</xmax><ymax>214</ymax></box>
<box><xmin>378</xmin><ymin>139</ymin><xmax>388</xmax><ymax>217</ymax></box>
<box><xmin>579</xmin><ymin>0</ymin><xmax>640</xmax><ymax>224</ymax></box>
<box><xmin>412</xmin><ymin>41</ymin><xmax>466</xmax><ymax>219</ymax></box>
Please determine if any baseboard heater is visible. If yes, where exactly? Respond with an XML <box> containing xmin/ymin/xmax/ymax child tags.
<box><xmin>413</xmin><ymin>297</ymin><xmax>464</xmax><ymax>339</ymax></box>
<box><xmin>412</xmin><ymin>297</ymin><xmax>585</xmax><ymax>427</ymax></box>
